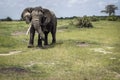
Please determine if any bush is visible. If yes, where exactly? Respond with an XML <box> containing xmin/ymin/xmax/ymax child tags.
<box><xmin>90</xmin><ymin>16</ymin><xmax>99</xmax><ymax>22</ymax></box>
<box><xmin>0</xmin><ymin>17</ymin><xmax>12</xmax><ymax>21</ymax></box>
<box><xmin>107</xmin><ymin>16</ymin><xmax>118</xmax><ymax>21</ymax></box>
<box><xmin>76</xmin><ymin>16</ymin><xmax>93</xmax><ymax>28</ymax></box>
<box><xmin>6</xmin><ymin>17</ymin><xmax>12</xmax><ymax>21</ymax></box>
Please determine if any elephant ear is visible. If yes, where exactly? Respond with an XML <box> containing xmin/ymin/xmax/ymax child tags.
<box><xmin>41</xmin><ymin>15</ymin><xmax>46</xmax><ymax>24</ymax></box>
<box><xmin>42</xmin><ymin>8</ymin><xmax>52</xmax><ymax>26</ymax></box>
<box><xmin>21</xmin><ymin>7</ymin><xmax>33</xmax><ymax>20</ymax></box>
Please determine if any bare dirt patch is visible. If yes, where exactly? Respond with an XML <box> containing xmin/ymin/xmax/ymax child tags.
<box><xmin>0</xmin><ymin>67</ymin><xmax>29</xmax><ymax>74</ymax></box>
<box><xmin>91</xmin><ymin>48</ymin><xmax>112</xmax><ymax>54</ymax></box>
<box><xmin>115</xmin><ymin>73</ymin><xmax>120</xmax><ymax>79</ymax></box>
<box><xmin>11</xmin><ymin>31</ymin><xmax>26</xmax><ymax>36</ymax></box>
<box><xmin>0</xmin><ymin>51</ymin><xmax>22</xmax><ymax>56</ymax></box>
<box><xmin>57</xmin><ymin>29</ymin><xmax>66</xmax><ymax>32</ymax></box>
<box><xmin>106</xmin><ymin>46</ymin><xmax>114</xmax><ymax>49</ymax></box>
<box><xmin>25</xmin><ymin>61</ymin><xmax>56</xmax><ymax>67</ymax></box>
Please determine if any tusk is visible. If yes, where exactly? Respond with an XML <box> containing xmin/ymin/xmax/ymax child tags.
<box><xmin>26</xmin><ymin>23</ymin><xmax>31</xmax><ymax>35</ymax></box>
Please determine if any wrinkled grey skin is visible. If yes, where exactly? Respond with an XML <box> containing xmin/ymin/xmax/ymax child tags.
<box><xmin>21</xmin><ymin>7</ymin><xmax>57</xmax><ymax>48</ymax></box>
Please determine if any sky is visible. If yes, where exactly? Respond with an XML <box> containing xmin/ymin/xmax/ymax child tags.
<box><xmin>0</xmin><ymin>0</ymin><xmax>120</xmax><ymax>19</ymax></box>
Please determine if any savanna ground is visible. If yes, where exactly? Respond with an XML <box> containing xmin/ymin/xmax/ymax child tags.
<box><xmin>0</xmin><ymin>19</ymin><xmax>120</xmax><ymax>80</ymax></box>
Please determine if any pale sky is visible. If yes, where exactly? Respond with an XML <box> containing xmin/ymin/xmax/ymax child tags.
<box><xmin>0</xmin><ymin>0</ymin><xmax>120</xmax><ymax>19</ymax></box>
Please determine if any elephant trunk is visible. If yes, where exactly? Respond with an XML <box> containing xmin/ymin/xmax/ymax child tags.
<box><xmin>38</xmin><ymin>27</ymin><xmax>44</xmax><ymax>41</ymax></box>
<box><xmin>32</xmin><ymin>19</ymin><xmax>44</xmax><ymax>40</ymax></box>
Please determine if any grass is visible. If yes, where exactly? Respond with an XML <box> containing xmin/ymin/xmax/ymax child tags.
<box><xmin>0</xmin><ymin>20</ymin><xmax>120</xmax><ymax>80</ymax></box>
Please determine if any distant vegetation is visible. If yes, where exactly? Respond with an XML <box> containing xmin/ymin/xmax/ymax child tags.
<box><xmin>0</xmin><ymin>17</ymin><xmax>13</xmax><ymax>21</ymax></box>
<box><xmin>58</xmin><ymin>15</ymin><xmax>120</xmax><ymax>21</ymax></box>
<box><xmin>1</xmin><ymin>16</ymin><xmax>119</xmax><ymax>22</ymax></box>
<box><xmin>61</xmin><ymin>15</ymin><xmax>120</xmax><ymax>28</ymax></box>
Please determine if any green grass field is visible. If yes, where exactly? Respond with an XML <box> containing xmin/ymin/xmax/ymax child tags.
<box><xmin>0</xmin><ymin>20</ymin><xmax>120</xmax><ymax>80</ymax></box>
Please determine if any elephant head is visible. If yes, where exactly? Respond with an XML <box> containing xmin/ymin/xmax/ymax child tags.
<box><xmin>21</xmin><ymin>7</ymin><xmax>33</xmax><ymax>24</ymax></box>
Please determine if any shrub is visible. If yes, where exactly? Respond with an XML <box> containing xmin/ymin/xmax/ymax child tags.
<box><xmin>0</xmin><ymin>17</ymin><xmax>12</xmax><ymax>21</ymax></box>
<box><xmin>90</xmin><ymin>16</ymin><xmax>99</xmax><ymax>22</ymax></box>
<box><xmin>76</xmin><ymin>16</ymin><xmax>93</xmax><ymax>28</ymax></box>
<box><xmin>107</xmin><ymin>16</ymin><xmax>118</xmax><ymax>21</ymax></box>
<box><xmin>6</xmin><ymin>17</ymin><xmax>12</xmax><ymax>21</ymax></box>
<box><xmin>99</xmin><ymin>16</ymin><xmax>107</xmax><ymax>20</ymax></box>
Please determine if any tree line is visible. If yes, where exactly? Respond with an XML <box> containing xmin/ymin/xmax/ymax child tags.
<box><xmin>0</xmin><ymin>17</ymin><xmax>13</xmax><ymax>21</ymax></box>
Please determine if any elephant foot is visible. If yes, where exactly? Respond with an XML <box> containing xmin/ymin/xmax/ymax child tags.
<box><xmin>51</xmin><ymin>42</ymin><xmax>56</xmax><ymax>45</ymax></box>
<box><xmin>28</xmin><ymin>44</ymin><xmax>34</xmax><ymax>48</ymax></box>
<box><xmin>44</xmin><ymin>43</ymin><xmax>48</xmax><ymax>46</ymax></box>
<box><xmin>36</xmin><ymin>45</ymin><xmax>43</xmax><ymax>48</ymax></box>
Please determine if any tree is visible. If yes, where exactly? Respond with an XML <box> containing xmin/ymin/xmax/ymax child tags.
<box><xmin>6</xmin><ymin>17</ymin><xmax>12</xmax><ymax>21</ymax></box>
<box><xmin>101</xmin><ymin>4</ymin><xmax>118</xmax><ymax>16</ymax></box>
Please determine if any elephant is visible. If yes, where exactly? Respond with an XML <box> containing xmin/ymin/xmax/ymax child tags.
<box><xmin>21</xmin><ymin>6</ymin><xmax>57</xmax><ymax>48</ymax></box>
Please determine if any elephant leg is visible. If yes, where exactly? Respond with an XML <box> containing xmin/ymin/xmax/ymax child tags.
<box><xmin>51</xmin><ymin>31</ymin><xmax>56</xmax><ymax>44</ymax></box>
<box><xmin>44</xmin><ymin>32</ymin><xmax>49</xmax><ymax>45</ymax></box>
<box><xmin>28</xmin><ymin>26</ymin><xmax>35</xmax><ymax>48</ymax></box>
<box><xmin>37</xmin><ymin>34</ymin><xmax>42</xmax><ymax>47</ymax></box>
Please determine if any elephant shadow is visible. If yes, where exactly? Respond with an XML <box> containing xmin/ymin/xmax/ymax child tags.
<box><xmin>36</xmin><ymin>41</ymin><xmax>63</xmax><ymax>49</ymax></box>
